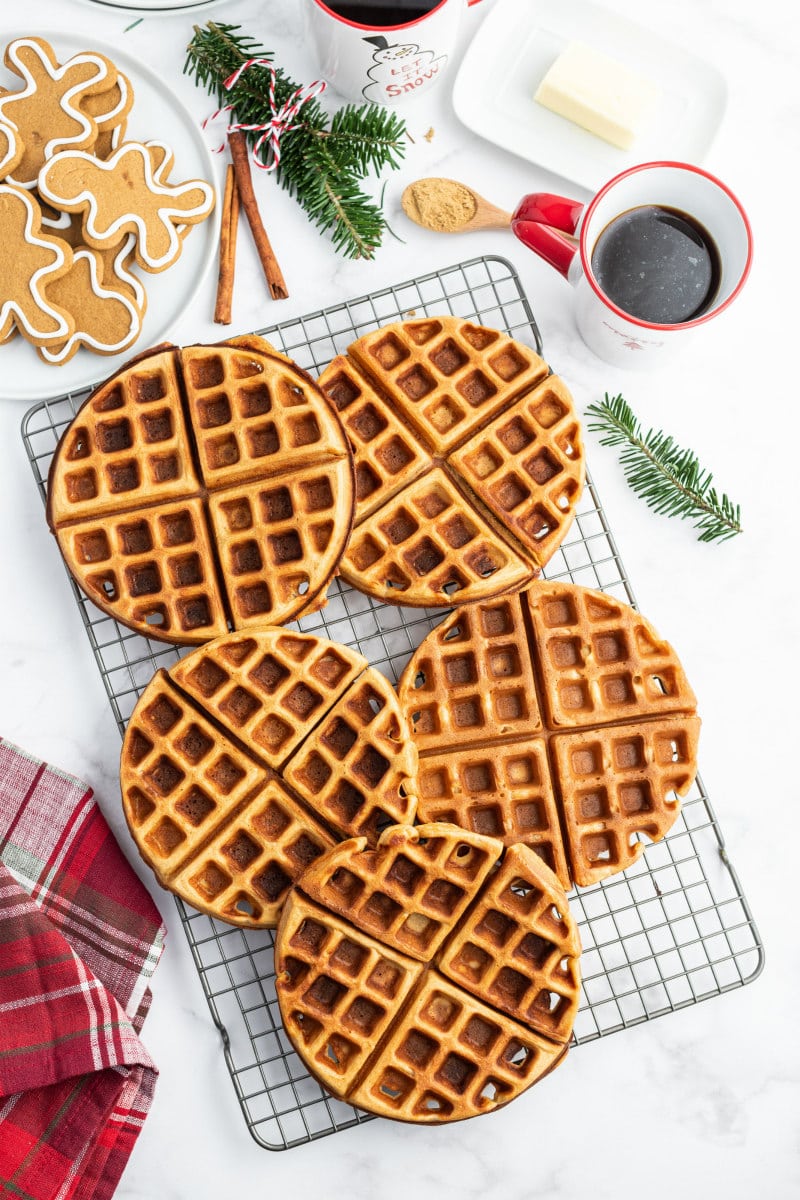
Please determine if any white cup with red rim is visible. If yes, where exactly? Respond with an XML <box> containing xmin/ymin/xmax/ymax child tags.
<box><xmin>301</xmin><ymin>0</ymin><xmax>484</xmax><ymax>107</ymax></box>
<box><xmin>511</xmin><ymin>161</ymin><xmax>753</xmax><ymax>369</ymax></box>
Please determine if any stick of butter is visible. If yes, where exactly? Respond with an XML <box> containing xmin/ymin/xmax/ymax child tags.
<box><xmin>534</xmin><ymin>41</ymin><xmax>660</xmax><ymax>150</ymax></box>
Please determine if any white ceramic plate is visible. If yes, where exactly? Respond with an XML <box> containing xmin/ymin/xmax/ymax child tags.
<box><xmin>453</xmin><ymin>0</ymin><xmax>728</xmax><ymax>194</ymax></box>
<box><xmin>78</xmin><ymin>0</ymin><xmax>225</xmax><ymax>12</ymax></box>
<box><xmin>0</xmin><ymin>31</ymin><xmax>221</xmax><ymax>402</ymax></box>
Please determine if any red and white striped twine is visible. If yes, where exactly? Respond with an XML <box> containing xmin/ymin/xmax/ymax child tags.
<box><xmin>202</xmin><ymin>58</ymin><xmax>327</xmax><ymax>171</ymax></box>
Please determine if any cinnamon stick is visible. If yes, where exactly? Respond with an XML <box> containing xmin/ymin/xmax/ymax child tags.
<box><xmin>214</xmin><ymin>163</ymin><xmax>240</xmax><ymax>324</ymax></box>
<box><xmin>227</xmin><ymin>130</ymin><xmax>289</xmax><ymax>301</ymax></box>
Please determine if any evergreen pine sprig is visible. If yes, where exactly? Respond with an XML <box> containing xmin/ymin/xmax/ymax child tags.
<box><xmin>184</xmin><ymin>22</ymin><xmax>407</xmax><ymax>260</ymax></box>
<box><xmin>586</xmin><ymin>394</ymin><xmax>742</xmax><ymax>544</ymax></box>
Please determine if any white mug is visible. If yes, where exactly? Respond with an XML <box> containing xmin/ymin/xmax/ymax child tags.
<box><xmin>511</xmin><ymin>161</ymin><xmax>753</xmax><ymax>369</ymax></box>
<box><xmin>301</xmin><ymin>0</ymin><xmax>483</xmax><ymax>107</ymax></box>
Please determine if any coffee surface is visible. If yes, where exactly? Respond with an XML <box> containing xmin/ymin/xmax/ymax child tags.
<box><xmin>591</xmin><ymin>205</ymin><xmax>720</xmax><ymax>325</ymax></box>
<box><xmin>323</xmin><ymin>0</ymin><xmax>438</xmax><ymax>25</ymax></box>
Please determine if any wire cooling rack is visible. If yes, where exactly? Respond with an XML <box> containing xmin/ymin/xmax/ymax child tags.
<box><xmin>22</xmin><ymin>255</ymin><xmax>763</xmax><ymax>1151</ymax></box>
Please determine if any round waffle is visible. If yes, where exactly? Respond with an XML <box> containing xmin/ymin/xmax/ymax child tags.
<box><xmin>318</xmin><ymin>316</ymin><xmax>585</xmax><ymax>608</ymax></box>
<box><xmin>397</xmin><ymin>582</ymin><xmax>700</xmax><ymax>889</ymax></box>
<box><xmin>120</xmin><ymin>629</ymin><xmax>418</xmax><ymax>927</ymax></box>
<box><xmin>275</xmin><ymin>822</ymin><xmax>581</xmax><ymax>1123</ymax></box>
<box><xmin>47</xmin><ymin>336</ymin><xmax>355</xmax><ymax>644</ymax></box>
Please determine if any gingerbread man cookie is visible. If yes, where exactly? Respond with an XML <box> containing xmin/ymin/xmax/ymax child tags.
<box><xmin>0</xmin><ymin>116</ymin><xmax>23</xmax><ymax>177</ymax></box>
<box><xmin>38</xmin><ymin>196</ymin><xmax>78</xmax><ymax>236</ymax></box>
<box><xmin>37</xmin><ymin>244</ymin><xmax>144</xmax><ymax>364</ymax></box>
<box><xmin>38</xmin><ymin>140</ymin><xmax>215</xmax><ymax>272</ymax></box>
<box><xmin>94</xmin><ymin>233</ymin><xmax>147</xmax><ymax>310</ymax></box>
<box><xmin>0</xmin><ymin>37</ymin><xmax>116</xmax><ymax>187</ymax></box>
<box><xmin>141</xmin><ymin>139</ymin><xmax>194</xmax><ymax>243</ymax></box>
<box><xmin>82</xmin><ymin>69</ymin><xmax>133</xmax><ymax>160</ymax></box>
<box><xmin>0</xmin><ymin>183</ymin><xmax>74</xmax><ymax>344</ymax></box>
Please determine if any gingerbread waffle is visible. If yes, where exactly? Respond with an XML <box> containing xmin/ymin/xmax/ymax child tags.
<box><xmin>275</xmin><ymin>822</ymin><xmax>581</xmax><ymax>1123</ymax></box>
<box><xmin>318</xmin><ymin>316</ymin><xmax>584</xmax><ymax>607</ymax></box>
<box><xmin>397</xmin><ymin>582</ymin><xmax>700</xmax><ymax>889</ymax></box>
<box><xmin>120</xmin><ymin>629</ymin><xmax>418</xmax><ymax>926</ymax></box>
<box><xmin>47</xmin><ymin>338</ymin><xmax>354</xmax><ymax>643</ymax></box>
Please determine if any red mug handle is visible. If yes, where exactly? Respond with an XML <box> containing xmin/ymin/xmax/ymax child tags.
<box><xmin>511</xmin><ymin>192</ymin><xmax>585</xmax><ymax>279</ymax></box>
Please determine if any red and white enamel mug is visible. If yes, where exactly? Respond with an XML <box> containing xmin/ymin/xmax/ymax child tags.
<box><xmin>302</xmin><ymin>0</ymin><xmax>484</xmax><ymax>106</ymax></box>
<box><xmin>512</xmin><ymin>161</ymin><xmax>753</xmax><ymax>368</ymax></box>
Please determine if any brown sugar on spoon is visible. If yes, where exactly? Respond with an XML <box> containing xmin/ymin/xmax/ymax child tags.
<box><xmin>402</xmin><ymin>178</ymin><xmax>512</xmax><ymax>234</ymax></box>
<box><xmin>402</xmin><ymin>178</ymin><xmax>477</xmax><ymax>232</ymax></box>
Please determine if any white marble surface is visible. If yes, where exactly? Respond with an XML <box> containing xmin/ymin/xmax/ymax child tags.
<box><xmin>0</xmin><ymin>0</ymin><xmax>797</xmax><ymax>1195</ymax></box>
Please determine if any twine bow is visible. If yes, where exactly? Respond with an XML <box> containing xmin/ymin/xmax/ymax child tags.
<box><xmin>202</xmin><ymin>58</ymin><xmax>327</xmax><ymax>171</ymax></box>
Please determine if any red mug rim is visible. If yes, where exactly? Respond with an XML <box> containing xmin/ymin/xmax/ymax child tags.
<box><xmin>579</xmin><ymin>160</ymin><xmax>754</xmax><ymax>332</ymax></box>
<box><xmin>308</xmin><ymin>0</ymin><xmax>450</xmax><ymax>31</ymax></box>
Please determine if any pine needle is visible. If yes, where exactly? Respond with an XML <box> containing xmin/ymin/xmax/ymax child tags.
<box><xmin>586</xmin><ymin>394</ymin><xmax>742</xmax><ymax>543</ymax></box>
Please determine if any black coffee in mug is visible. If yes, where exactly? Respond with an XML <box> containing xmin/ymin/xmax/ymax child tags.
<box><xmin>322</xmin><ymin>0</ymin><xmax>440</xmax><ymax>25</ymax></box>
<box><xmin>591</xmin><ymin>205</ymin><xmax>721</xmax><ymax>325</ymax></box>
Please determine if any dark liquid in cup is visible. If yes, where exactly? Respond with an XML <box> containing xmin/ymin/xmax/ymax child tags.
<box><xmin>323</xmin><ymin>0</ymin><xmax>439</xmax><ymax>26</ymax></box>
<box><xmin>591</xmin><ymin>205</ymin><xmax>721</xmax><ymax>325</ymax></box>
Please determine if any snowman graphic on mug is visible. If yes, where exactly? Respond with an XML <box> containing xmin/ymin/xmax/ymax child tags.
<box><xmin>362</xmin><ymin>34</ymin><xmax>447</xmax><ymax>102</ymax></box>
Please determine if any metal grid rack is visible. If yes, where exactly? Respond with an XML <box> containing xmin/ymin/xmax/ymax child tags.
<box><xmin>22</xmin><ymin>255</ymin><xmax>763</xmax><ymax>1152</ymax></box>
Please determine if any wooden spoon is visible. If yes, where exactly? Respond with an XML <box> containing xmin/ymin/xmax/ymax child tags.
<box><xmin>401</xmin><ymin>177</ymin><xmax>513</xmax><ymax>234</ymax></box>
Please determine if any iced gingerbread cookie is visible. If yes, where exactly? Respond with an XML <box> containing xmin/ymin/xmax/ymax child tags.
<box><xmin>0</xmin><ymin>183</ymin><xmax>74</xmax><ymax>344</ymax></box>
<box><xmin>36</xmin><ymin>196</ymin><xmax>146</xmax><ymax>362</ymax></box>
<box><xmin>145</xmin><ymin>138</ymin><xmax>174</xmax><ymax>182</ymax></box>
<box><xmin>36</xmin><ymin>241</ymin><xmax>145</xmax><ymax>364</ymax></box>
<box><xmin>38</xmin><ymin>140</ymin><xmax>216</xmax><ymax>272</ymax></box>
<box><xmin>141</xmin><ymin>139</ymin><xmax>193</xmax><ymax>244</ymax></box>
<box><xmin>81</xmin><ymin>70</ymin><xmax>133</xmax><ymax>160</ymax></box>
<box><xmin>94</xmin><ymin>233</ymin><xmax>146</xmax><ymax>309</ymax></box>
<box><xmin>40</xmin><ymin>179</ymin><xmax>148</xmax><ymax>305</ymax></box>
<box><xmin>39</xmin><ymin>195</ymin><xmax>80</xmax><ymax>236</ymax></box>
<box><xmin>0</xmin><ymin>37</ymin><xmax>117</xmax><ymax>188</ymax></box>
<box><xmin>0</xmin><ymin>116</ymin><xmax>23</xmax><ymax>177</ymax></box>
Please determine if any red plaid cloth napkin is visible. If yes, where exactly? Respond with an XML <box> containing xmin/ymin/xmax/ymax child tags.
<box><xmin>0</xmin><ymin>737</ymin><xmax>166</xmax><ymax>1200</ymax></box>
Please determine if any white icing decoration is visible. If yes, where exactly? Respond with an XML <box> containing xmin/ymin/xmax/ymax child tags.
<box><xmin>40</xmin><ymin>205</ymin><xmax>73</xmax><ymax>231</ymax></box>
<box><xmin>108</xmin><ymin>232</ymin><xmax>146</xmax><ymax>311</ymax></box>
<box><xmin>91</xmin><ymin>72</ymin><xmax>130</xmax><ymax>129</ymax></box>
<box><xmin>0</xmin><ymin>118</ymin><xmax>20</xmax><ymax>175</ymax></box>
<box><xmin>0</xmin><ymin>38</ymin><xmax>115</xmax><ymax>188</ymax></box>
<box><xmin>145</xmin><ymin>142</ymin><xmax>193</xmax><ymax>242</ymax></box>
<box><xmin>38</xmin><ymin>246</ymin><xmax>142</xmax><ymax>363</ymax></box>
<box><xmin>38</xmin><ymin>141</ymin><xmax>215</xmax><ymax>272</ymax></box>
<box><xmin>0</xmin><ymin>184</ymin><xmax>72</xmax><ymax>341</ymax></box>
<box><xmin>110</xmin><ymin>120</ymin><xmax>125</xmax><ymax>152</ymax></box>
<box><xmin>145</xmin><ymin>139</ymin><xmax>175</xmax><ymax>184</ymax></box>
